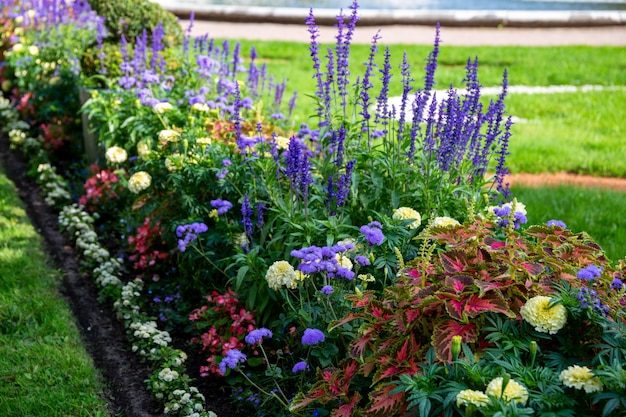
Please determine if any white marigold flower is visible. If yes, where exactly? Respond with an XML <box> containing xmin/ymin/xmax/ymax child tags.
<box><xmin>485</xmin><ymin>377</ymin><xmax>529</xmax><ymax>405</ymax></box>
<box><xmin>37</xmin><ymin>163</ymin><xmax>51</xmax><ymax>173</ymax></box>
<box><xmin>11</xmin><ymin>43</ymin><xmax>24</xmax><ymax>53</ymax></box>
<box><xmin>274</xmin><ymin>135</ymin><xmax>290</xmax><ymax>150</ymax></box>
<box><xmin>8</xmin><ymin>129</ymin><xmax>26</xmax><ymax>146</ymax></box>
<box><xmin>137</xmin><ymin>142</ymin><xmax>151</xmax><ymax>160</ymax></box>
<box><xmin>158</xmin><ymin>367</ymin><xmax>179</xmax><ymax>382</ymax></box>
<box><xmin>128</xmin><ymin>171</ymin><xmax>152</xmax><ymax>194</ymax></box>
<box><xmin>191</xmin><ymin>102</ymin><xmax>210</xmax><ymax>112</ymax></box>
<box><xmin>234</xmin><ymin>233</ymin><xmax>249</xmax><ymax>248</ymax></box>
<box><xmin>28</xmin><ymin>45</ymin><xmax>39</xmax><ymax>56</ymax></box>
<box><xmin>105</xmin><ymin>146</ymin><xmax>128</xmax><ymax>164</ymax></box>
<box><xmin>456</xmin><ymin>389</ymin><xmax>489</xmax><ymax>407</ymax></box>
<box><xmin>265</xmin><ymin>260</ymin><xmax>298</xmax><ymax>291</ymax></box>
<box><xmin>153</xmin><ymin>101</ymin><xmax>173</xmax><ymax>113</ymax></box>
<box><xmin>358</xmin><ymin>273</ymin><xmax>375</xmax><ymax>282</ymax></box>
<box><xmin>165</xmin><ymin>153</ymin><xmax>182</xmax><ymax>172</ymax></box>
<box><xmin>158</xmin><ymin>129</ymin><xmax>180</xmax><ymax>143</ymax></box>
<box><xmin>196</xmin><ymin>137</ymin><xmax>212</xmax><ymax>145</ymax></box>
<box><xmin>520</xmin><ymin>295</ymin><xmax>567</xmax><ymax>334</ymax></box>
<box><xmin>393</xmin><ymin>207</ymin><xmax>422</xmax><ymax>229</ymax></box>
<box><xmin>559</xmin><ymin>365</ymin><xmax>603</xmax><ymax>393</ymax></box>
<box><xmin>431</xmin><ymin>216</ymin><xmax>460</xmax><ymax>228</ymax></box>
<box><xmin>335</xmin><ymin>253</ymin><xmax>353</xmax><ymax>270</ymax></box>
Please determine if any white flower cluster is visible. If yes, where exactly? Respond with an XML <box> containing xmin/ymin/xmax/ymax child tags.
<box><xmin>93</xmin><ymin>258</ymin><xmax>123</xmax><ymax>288</ymax></box>
<box><xmin>162</xmin><ymin>386</ymin><xmax>214</xmax><ymax>417</ymax></box>
<box><xmin>35</xmin><ymin>163</ymin><xmax>72</xmax><ymax>207</ymax></box>
<box><xmin>130</xmin><ymin>321</ymin><xmax>172</xmax><ymax>347</ymax></box>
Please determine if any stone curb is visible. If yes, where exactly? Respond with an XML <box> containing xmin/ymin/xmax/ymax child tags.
<box><xmin>154</xmin><ymin>1</ymin><xmax>626</xmax><ymax>27</ymax></box>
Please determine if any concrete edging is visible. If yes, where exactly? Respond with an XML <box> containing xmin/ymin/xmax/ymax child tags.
<box><xmin>154</xmin><ymin>0</ymin><xmax>626</xmax><ymax>27</ymax></box>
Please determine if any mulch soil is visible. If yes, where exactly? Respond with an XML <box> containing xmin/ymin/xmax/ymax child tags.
<box><xmin>0</xmin><ymin>136</ymin><xmax>237</xmax><ymax>417</ymax></box>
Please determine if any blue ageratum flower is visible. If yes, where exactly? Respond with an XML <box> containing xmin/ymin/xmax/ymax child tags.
<box><xmin>219</xmin><ymin>349</ymin><xmax>247</xmax><ymax>374</ymax></box>
<box><xmin>175</xmin><ymin>222</ymin><xmax>208</xmax><ymax>252</ymax></box>
<box><xmin>292</xmin><ymin>361</ymin><xmax>309</xmax><ymax>373</ymax></box>
<box><xmin>245</xmin><ymin>328</ymin><xmax>273</xmax><ymax>345</ymax></box>
<box><xmin>320</xmin><ymin>285</ymin><xmax>334</xmax><ymax>295</ymax></box>
<box><xmin>577</xmin><ymin>265</ymin><xmax>603</xmax><ymax>281</ymax></box>
<box><xmin>210</xmin><ymin>199</ymin><xmax>233</xmax><ymax>215</ymax></box>
<box><xmin>359</xmin><ymin>221</ymin><xmax>384</xmax><ymax>246</ymax></box>
<box><xmin>301</xmin><ymin>328</ymin><xmax>325</xmax><ymax>345</ymax></box>
<box><xmin>546</xmin><ymin>219</ymin><xmax>567</xmax><ymax>228</ymax></box>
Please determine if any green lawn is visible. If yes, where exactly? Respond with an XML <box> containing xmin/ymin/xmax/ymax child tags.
<box><xmin>0</xmin><ymin>165</ymin><xmax>109</xmax><ymax>416</ymax></box>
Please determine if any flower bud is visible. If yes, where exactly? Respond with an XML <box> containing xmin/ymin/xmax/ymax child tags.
<box><xmin>451</xmin><ymin>335</ymin><xmax>462</xmax><ymax>361</ymax></box>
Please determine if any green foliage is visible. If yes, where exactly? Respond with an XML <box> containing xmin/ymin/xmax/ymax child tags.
<box><xmin>86</xmin><ymin>0</ymin><xmax>183</xmax><ymax>45</ymax></box>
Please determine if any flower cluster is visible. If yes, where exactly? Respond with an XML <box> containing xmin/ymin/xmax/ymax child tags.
<box><xmin>359</xmin><ymin>221</ymin><xmax>384</xmax><ymax>246</ymax></box>
<box><xmin>176</xmin><ymin>222</ymin><xmax>208</xmax><ymax>252</ymax></box>
<box><xmin>128</xmin><ymin>171</ymin><xmax>152</xmax><ymax>194</ymax></box>
<box><xmin>290</xmin><ymin>244</ymin><xmax>355</xmax><ymax>279</ymax></box>
<box><xmin>487</xmin><ymin>199</ymin><xmax>528</xmax><ymax>229</ymax></box>
<box><xmin>559</xmin><ymin>365</ymin><xmax>603</xmax><ymax>393</ymax></box>
<box><xmin>392</xmin><ymin>207</ymin><xmax>421</xmax><ymax>229</ymax></box>
<box><xmin>127</xmin><ymin>217</ymin><xmax>169</xmax><ymax>270</ymax></box>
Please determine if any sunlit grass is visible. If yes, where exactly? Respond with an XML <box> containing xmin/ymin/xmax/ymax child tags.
<box><xmin>0</xmin><ymin>166</ymin><xmax>109</xmax><ymax>417</ymax></box>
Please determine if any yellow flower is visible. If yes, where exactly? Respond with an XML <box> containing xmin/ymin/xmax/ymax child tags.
<box><xmin>393</xmin><ymin>207</ymin><xmax>421</xmax><ymax>229</ymax></box>
<box><xmin>295</xmin><ymin>271</ymin><xmax>309</xmax><ymax>281</ymax></box>
<box><xmin>358</xmin><ymin>274</ymin><xmax>375</xmax><ymax>282</ymax></box>
<box><xmin>431</xmin><ymin>216</ymin><xmax>460</xmax><ymax>228</ymax></box>
<box><xmin>196</xmin><ymin>137</ymin><xmax>212</xmax><ymax>145</ymax></box>
<box><xmin>11</xmin><ymin>43</ymin><xmax>24</xmax><ymax>53</ymax></box>
<box><xmin>105</xmin><ymin>146</ymin><xmax>128</xmax><ymax>164</ymax></box>
<box><xmin>137</xmin><ymin>142</ymin><xmax>151</xmax><ymax>160</ymax></box>
<box><xmin>158</xmin><ymin>129</ymin><xmax>180</xmax><ymax>143</ymax></box>
<box><xmin>485</xmin><ymin>377</ymin><xmax>528</xmax><ymax>405</ymax></box>
<box><xmin>265</xmin><ymin>261</ymin><xmax>298</xmax><ymax>291</ymax></box>
<box><xmin>456</xmin><ymin>389</ymin><xmax>489</xmax><ymax>407</ymax></box>
<box><xmin>153</xmin><ymin>102</ymin><xmax>173</xmax><ymax>113</ymax></box>
<box><xmin>28</xmin><ymin>45</ymin><xmax>39</xmax><ymax>56</ymax></box>
<box><xmin>128</xmin><ymin>171</ymin><xmax>152</xmax><ymax>194</ymax></box>
<box><xmin>520</xmin><ymin>295</ymin><xmax>567</xmax><ymax>334</ymax></box>
<box><xmin>165</xmin><ymin>153</ymin><xmax>183</xmax><ymax>172</ymax></box>
<box><xmin>559</xmin><ymin>365</ymin><xmax>603</xmax><ymax>393</ymax></box>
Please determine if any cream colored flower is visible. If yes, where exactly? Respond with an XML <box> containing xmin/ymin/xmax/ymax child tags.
<box><xmin>559</xmin><ymin>365</ymin><xmax>603</xmax><ymax>393</ymax></box>
<box><xmin>26</xmin><ymin>9</ymin><xmax>36</xmax><ymax>18</ymax></box>
<box><xmin>191</xmin><ymin>102</ymin><xmax>210</xmax><ymax>112</ymax></box>
<box><xmin>196</xmin><ymin>137</ymin><xmax>212</xmax><ymax>145</ymax></box>
<box><xmin>165</xmin><ymin>153</ymin><xmax>183</xmax><ymax>172</ymax></box>
<box><xmin>137</xmin><ymin>142</ymin><xmax>151</xmax><ymax>160</ymax></box>
<box><xmin>265</xmin><ymin>261</ymin><xmax>298</xmax><ymax>291</ymax></box>
<box><xmin>158</xmin><ymin>129</ymin><xmax>180</xmax><ymax>143</ymax></box>
<box><xmin>393</xmin><ymin>207</ymin><xmax>422</xmax><ymax>229</ymax></box>
<box><xmin>431</xmin><ymin>216</ymin><xmax>460</xmax><ymax>228</ymax></box>
<box><xmin>11</xmin><ymin>43</ymin><xmax>24</xmax><ymax>53</ymax></box>
<box><xmin>335</xmin><ymin>254</ymin><xmax>353</xmax><ymax>270</ymax></box>
<box><xmin>520</xmin><ymin>295</ymin><xmax>567</xmax><ymax>334</ymax></box>
<box><xmin>485</xmin><ymin>377</ymin><xmax>528</xmax><ymax>405</ymax></box>
<box><xmin>274</xmin><ymin>136</ymin><xmax>291</xmax><ymax>150</ymax></box>
<box><xmin>295</xmin><ymin>271</ymin><xmax>309</xmax><ymax>281</ymax></box>
<box><xmin>28</xmin><ymin>45</ymin><xmax>39</xmax><ymax>56</ymax></box>
<box><xmin>128</xmin><ymin>171</ymin><xmax>152</xmax><ymax>194</ymax></box>
<box><xmin>358</xmin><ymin>274</ymin><xmax>375</xmax><ymax>282</ymax></box>
<box><xmin>234</xmin><ymin>233</ymin><xmax>249</xmax><ymax>247</ymax></box>
<box><xmin>456</xmin><ymin>389</ymin><xmax>489</xmax><ymax>407</ymax></box>
<box><xmin>153</xmin><ymin>102</ymin><xmax>173</xmax><ymax>113</ymax></box>
<box><xmin>8</xmin><ymin>129</ymin><xmax>26</xmax><ymax>146</ymax></box>
<box><xmin>105</xmin><ymin>146</ymin><xmax>128</xmax><ymax>164</ymax></box>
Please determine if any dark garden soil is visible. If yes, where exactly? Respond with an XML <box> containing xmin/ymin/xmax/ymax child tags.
<box><xmin>0</xmin><ymin>137</ymin><xmax>238</xmax><ymax>417</ymax></box>
<box><xmin>3</xmin><ymin>132</ymin><xmax>626</xmax><ymax>416</ymax></box>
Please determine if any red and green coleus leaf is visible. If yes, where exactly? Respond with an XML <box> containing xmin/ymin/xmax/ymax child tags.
<box><xmin>431</xmin><ymin>320</ymin><xmax>478</xmax><ymax>362</ymax></box>
<box><xmin>365</xmin><ymin>384</ymin><xmax>407</xmax><ymax>416</ymax></box>
<box><xmin>440</xmin><ymin>250</ymin><xmax>470</xmax><ymax>273</ymax></box>
<box><xmin>332</xmin><ymin>392</ymin><xmax>362</xmax><ymax>417</ymax></box>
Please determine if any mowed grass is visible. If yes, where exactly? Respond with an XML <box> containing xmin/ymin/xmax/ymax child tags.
<box><xmin>0</xmin><ymin>165</ymin><xmax>109</xmax><ymax>416</ymax></box>
<box><xmin>512</xmin><ymin>185</ymin><xmax>626</xmax><ymax>262</ymax></box>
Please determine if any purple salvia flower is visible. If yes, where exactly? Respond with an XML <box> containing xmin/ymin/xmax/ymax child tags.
<box><xmin>360</xmin><ymin>30</ymin><xmax>381</xmax><ymax>128</ymax></box>
<box><xmin>288</xmin><ymin>91</ymin><xmax>298</xmax><ymax>118</ymax></box>
<box><xmin>256</xmin><ymin>202</ymin><xmax>266</xmax><ymax>228</ymax></box>
<box><xmin>232</xmin><ymin>82</ymin><xmax>244</xmax><ymax>151</ymax></box>
<box><xmin>307</xmin><ymin>8</ymin><xmax>325</xmax><ymax>122</ymax></box>
<box><xmin>150</xmin><ymin>23</ymin><xmax>165</xmax><ymax>72</ymax></box>
<box><xmin>494</xmin><ymin>116</ymin><xmax>513</xmax><ymax>200</ymax></box>
<box><xmin>321</xmin><ymin>47</ymin><xmax>335</xmax><ymax>127</ymax></box>
<box><xmin>333</xmin><ymin>124</ymin><xmax>347</xmax><ymax>167</ymax></box>
<box><xmin>374</xmin><ymin>46</ymin><xmax>392</xmax><ymax>134</ymax></box>
<box><xmin>335</xmin><ymin>159</ymin><xmax>355</xmax><ymax>206</ymax></box>
<box><xmin>397</xmin><ymin>51</ymin><xmax>414</xmax><ymax>142</ymax></box>
<box><xmin>424</xmin><ymin>22</ymin><xmax>441</xmax><ymax>93</ymax></box>
<box><xmin>301</xmin><ymin>328</ymin><xmax>325</xmax><ymax>345</ymax></box>
<box><xmin>183</xmin><ymin>11</ymin><xmax>194</xmax><ymax>58</ymax></box>
<box><xmin>241</xmin><ymin>194</ymin><xmax>253</xmax><ymax>239</ymax></box>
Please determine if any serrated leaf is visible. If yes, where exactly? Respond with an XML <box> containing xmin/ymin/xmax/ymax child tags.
<box><xmin>432</xmin><ymin>320</ymin><xmax>478</xmax><ymax>362</ymax></box>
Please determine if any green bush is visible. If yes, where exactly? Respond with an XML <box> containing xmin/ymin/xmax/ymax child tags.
<box><xmin>86</xmin><ymin>0</ymin><xmax>183</xmax><ymax>45</ymax></box>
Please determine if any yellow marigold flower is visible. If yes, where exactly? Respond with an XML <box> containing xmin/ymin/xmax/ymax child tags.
<box><xmin>158</xmin><ymin>129</ymin><xmax>180</xmax><ymax>143</ymax></box>
<box><xmin>128</xmin><ymin>171</ymin><xmax>152</xmax><ymax>194</ymax></box>
<box><xmin>265</xmin><ymin>261</ymin><xmax>298</xmax><ymax>291</ymax></box>
<box><xmin>153</xmin><ymin>102</ymin><xmax>173</xmax><ymax>113</ymax></box>
<box><xmin>105</xmin><ymin>146</ymin><xmax>128</xmax><ymax>164</ymax></box>
<box><xmin>520</xmin><ymin>295</ymin><xmax>567</xmax><ymax>334</ymax></box>
<box><xmin>456</xmin><ymin>389</ymin><xmax>489</xmax><ymax>408</ymax></box>
<box><xmin>485</xmin><ymin>377</ymin><xmax>528</xmax><ymax>405</ymax></box>
<box><xmin>431</xmin><ymin>216</ymin><xmax>460</xmax><ymax>228</ymax></box>
<box><xmin>559</xmin><ymin>365</ymin><xmax>603</xmax><ymax>393</ymax></box>
<box><xmin>295</xmin><ymin>271</ymin><xmax>309</xmax><ymax>281</ymax></box>
<box><xmin>358</xmin><ymin>274</ymin><xmax>375</xmax><ymax>282</ymax></box>
<box><xmin>392</xmin><ymin>207</ymin><xmax>422</xmax><ymax>229</ymax></box>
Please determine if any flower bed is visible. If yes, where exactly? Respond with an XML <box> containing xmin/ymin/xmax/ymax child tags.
<box><xmin>1</xmin><ymin>1</ymin><xmax>625</xmax><ymax>416</ymax></box>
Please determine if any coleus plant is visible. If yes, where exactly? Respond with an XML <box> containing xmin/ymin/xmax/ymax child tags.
<box><xmin>290</xmin><ymin>214</ymin><xmax>615</xmax><ymax>416</ymax></box>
